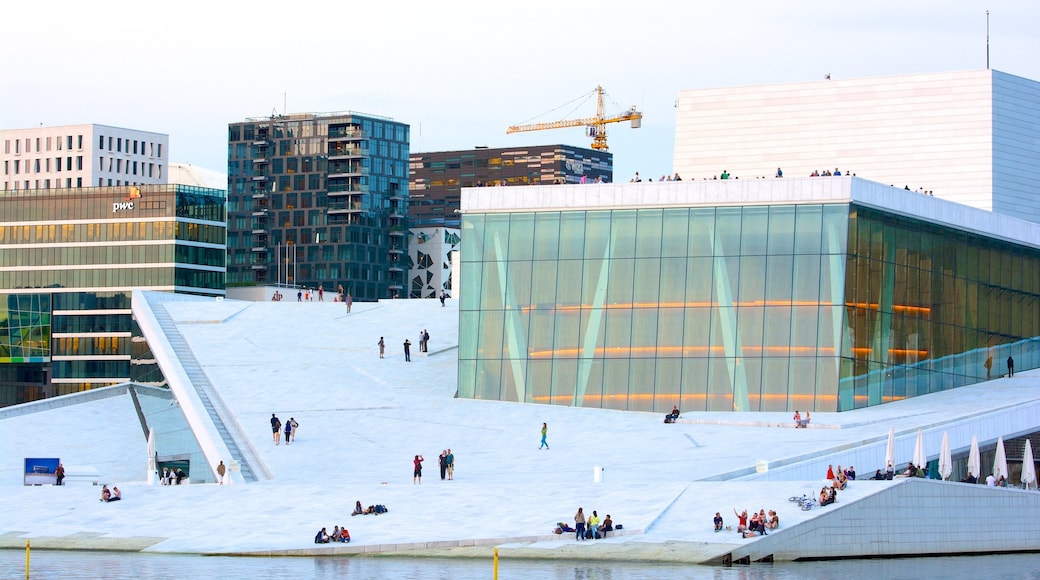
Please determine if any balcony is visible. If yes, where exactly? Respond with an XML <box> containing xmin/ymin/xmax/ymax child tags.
<box><xmin>388</xmin><ymin>228</ymin><xmax>405</xmax><ymax>237</ymax></box>
<box><xmin>252</xmin><ymin>174</ymin><xmax>269</xmax><ymax>182</ymax></box>
<box><xmin>327</xmin><ymin>147</ymin><xmax>363</xmax><ymax>159</ymax></box>
<box><xmin>252</xmin><ymin>245</ymin><xmax>267</xmax><ymax>253</ymax></box>
<box><xmin>327</xmin><ymin>184</ymin><xmax>368</xmax><ymax>195</ymax></box>
<box><xmin>389</xmin><ymin>265</ymin><xmax>404</xmax><ymax>273</ymax></box>
<box><xmin>251</xmin><ymin>207</ymin><xmax>269</xmax><ymax>217</ymax></box>
<box><xmin>327</xmin><ymin>201</ymin><xmax>364</xmax><ymax>215</ymax></box>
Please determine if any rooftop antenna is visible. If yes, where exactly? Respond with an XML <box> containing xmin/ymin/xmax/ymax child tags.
<box><xmin>985</xmin><ymin>10</ymin><xmax>990</xmax><ymax>69</ymax></box>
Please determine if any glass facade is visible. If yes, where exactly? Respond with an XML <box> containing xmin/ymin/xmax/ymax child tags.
<box><xmin>0</xmin><ymin>184</ymin><xmax>227</xmax><ymax>406</ymax></box>
<box><xmin>459</xmin><ymin>203</ymin><xmax>1040</xmax><ymax>412</ymax></box>
<box><xmin>227</xmin><ymin>113</ymin><xmax>410</xmax><ymax>299</ymax></box>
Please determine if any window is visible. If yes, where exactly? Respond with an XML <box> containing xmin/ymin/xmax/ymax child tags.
<box><xmin>77</xmin><ymin>135</ymin><xmax>83</xmax><ymax>149</ymax></box>
<box><xmin>67</xmin><ymin>135</ymin><xmax>73</xmax><ymax>150</ymax></box>
<box><xmin>3</xmin><ymin>139</ymin><xmax>8</xmax><ymax>154</ymax></box>
<box><xmin>76</xmin><ymin>177</ymin><xmax>82</xmax><ymax>187</ymax></box>
<box><xmin>99</xmin><ymin>135</ymin><xmax>105</xmax><ymax>149</ymax></box>
<box><xmin>14</xmin><ymin>160</ymin><xmax>20</xmax><ymax>174</ymax></box>
<box><xmin>133</xmin><ymin>140</ymin><xmax>138</xmax><ymax>154</ymax></box>
<box><xmin>66</xmin><ymin>157</ymin><xmax>72</xmax><ymax>171</ymax></box>
<box><xmin>108</xmin><ymin>137</ymin><xmax>113</xmax><ymax>151</ymax></box>
<box><xmin>77</xmin><ymin>156</ymin><xmax>83</xmax><ymax>170</ymax></box>
<box><xmin>36</xmin><ymin>137</ymin><xmax>41</xmax><ymax>152</ymax></box>
<box><xmin>117</xmin><ymin>138</ymin><xmax>122</xmax><ymax>152</ymax></box>
<box><xmin>55</xmin><ymin>157</ymin><xmax>61</xmax><ymax>171</ymax></box>
<box><xmin>157</xmin><ymin>144</ymin><xmax>162</xmax><ymax>158</ymax></box>
<box><xmin>46</xmin><ymin>137</ymin><xmax>51</xmax><ymax>151</ymax></box>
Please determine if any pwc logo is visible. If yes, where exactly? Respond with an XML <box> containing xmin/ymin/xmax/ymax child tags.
<box><xmin>113</xmin><ymin>187</ymin><xmax>142</xmax><ymax>213</ymax></box>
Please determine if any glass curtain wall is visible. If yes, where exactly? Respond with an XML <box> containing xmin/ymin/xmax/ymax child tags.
<box><xmin>459</xmin><ymin>204</ymin><xmax>850</xmax><ymax>412</ymax></box>
<box><xmin>459</xmin><ymin>203</ymin><xmax>1040</xmax><ymax>412</ymax></box>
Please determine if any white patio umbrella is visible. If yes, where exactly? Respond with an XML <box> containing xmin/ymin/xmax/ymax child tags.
<box><xmin>993</xmin><ymin>436</ymin><xmax>1009</xmax><ymax>481</ymax></box>
<box><xmin>885</xmin><ymin>426</ymin><xmax>895</xmax><ymax>471</ymax></box>
<box><xmin>1021</xmin><ymin>440</ymin><xmax>1036</xmax><ymax>490</ymax></box>
<box><xmin>938</xmin><ymin>431</ymin><xmax>953</xmax><ymax>481</ymax></box>
<box><xmin>967</xmin><ymin>434</ymin><xmax>981</xmax><ymax>481</ymax></box>
<box><xmin>913</xmin><ymin>428</ymin><xmax>926</xmax><ymax>470</ymax></box>
<box><xmin>146</xmin><ymin>428</ymin><xmax>157</xmax><ymax>486</ymax></box>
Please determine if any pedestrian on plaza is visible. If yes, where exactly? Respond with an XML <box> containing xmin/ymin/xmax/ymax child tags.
<box><xmin>439</xmin><ymin>450</ymin><xmax>448</xmax><ymax>480</ymax></box>
<box><xmin>1007</xmin><ymin>355</ymin><xmax>1014</xmax><ymax>377</ymax></box>
<box><xmin>378</xmin><ymin>337</ymin><xmax>385</xmax><ymax>358</ymax></box>
<box><xmin>271</xmin><ymin>413</ymin><xmax>282</xmax><ymax>445</ymax></box>
<box><xmin>404</xmin><ymin>339</ymin><xmax>411</xmax><ymax>362</ymax></box>
<box><xmin>345</xmin><ymin>293</ymin><xmax>353</xmax><ymax>313</ymax></box>
<box><xmin>216</xmin><ymin>460</ymin><xmax>226</xmax><ymax>485</ymax></box>
<box><xmin>446</xmin><ymin>449</ymin><xmax>454</xmax><ymax>480</ymax></box>
<box><xmin>413</xmin><ymin>454</ymin><xmax>424</xmax><ymax>484</ymax></box>
<box><xmin>539</xmin><ymin>422</ymin><xmax>549</xmax><ymax>449</ymax></box>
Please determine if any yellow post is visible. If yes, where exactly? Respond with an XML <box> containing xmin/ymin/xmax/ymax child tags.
<box><xmin>25</xmin><ymin>539</ymin><xmax>30</xmax><ymax>579</ymax></box>
<box><xmin>493</xmin><ymin>547</ymin><xmax>498</xmax><ymax>580</ymax></box>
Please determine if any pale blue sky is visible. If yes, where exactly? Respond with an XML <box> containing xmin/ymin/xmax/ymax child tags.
<box><xmin>2</xmin><ymin>0</ymin><xmax>1037</xmax><ymax>182</ymax></box>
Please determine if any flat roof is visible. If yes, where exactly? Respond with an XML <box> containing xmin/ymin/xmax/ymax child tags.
<box><xmin>460</xmin><ymin>176</ymin><xmax>1040</xmax><ymax>250</ymax></box>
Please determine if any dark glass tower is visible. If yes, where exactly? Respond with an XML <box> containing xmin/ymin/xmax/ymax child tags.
<box><xmin>227</xmin><ymin>112</ymin><xmax>410</xmax><ymax>300</ymax></box>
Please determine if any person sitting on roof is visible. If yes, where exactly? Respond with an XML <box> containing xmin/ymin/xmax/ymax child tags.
<box><xmin>337</xmin><ymin>527</ymin><xmax>350</xmax><ymax>543</ymax></box>
<box><xmin>664</xmin><ymin>405</ymin><xmax>680</xmax><ymax>423</ymax></box>
<box><xmin>314</xmin><ymin>527</ymin><xmax>330</xmax><ymax>544</ymax></box>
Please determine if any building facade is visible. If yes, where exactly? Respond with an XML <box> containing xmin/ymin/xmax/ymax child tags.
<box><xmin>0</xmin><ymin>184</ymin><xmax>226</xmax><ymax>406</ymax></box>
<box><xmin>407</xmin><ymin>227</ymin><xmax>459</xmax><ymax>299</ymax></box>
<box><xmin>2</xmin><ymin>124</ymin><xmax>169</xmax><ymax>191</ymax></box>
<box><xmin>409</xmin><ymin>145</ymin><xmax>612</xmax><ymax>228</ymax></box>
<box><xmin>457</xmin><ymin>179</ymin><xmax>1040</xmax><ymax>413</ymax></box>
<box><xmin>227</xmin><ymin>112</ymin><xmax>410</xmax><ymax>300</ymax></box>
<box><xmin>673</xmin><ymin>70</ymin><xmax>1040</xmax><ymax>223</ymax></box>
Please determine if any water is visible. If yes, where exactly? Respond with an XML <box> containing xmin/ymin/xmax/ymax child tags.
<box><xmin>3</xmin><ymin>551</ymin><xmax>1039</xmax><ymax>580</ymax></box>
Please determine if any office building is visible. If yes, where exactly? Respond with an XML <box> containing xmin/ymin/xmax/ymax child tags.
<box><xmin>457</xmin><ymin>178</ymin><xmax>1040</xmax><ymax>413</ymax></box>
<box><xmin>674</xmin><ymin>70</ymin><xmax>1040</xmax><ymax>223</ymax></box>
<box><xmin>1</xmin><ymin>124</ymin><xmax>169</xmax><ymax>191</ymax></box>
<box><xmin>0</xmin><ymin>184</ymin><xmax>226</xmax><ymax>406</ymax></box>
<box><xmin>407</xmin><ymin>227</ymin><xmax>459</xmax><ymax>299</ymax></box>
<box><xmin>227</xmin><ymin>112</ymin><xmax>410</xmax><ymax>300</ymax></box>
<box><xmin>409</xmin><ymin>145</ymin><xmax>612</xmax><ymax>228</ymax></box>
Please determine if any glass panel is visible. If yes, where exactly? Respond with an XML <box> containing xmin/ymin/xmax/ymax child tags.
<box><xmin>632</xmin><ymin>258</ymin><xmax>661</xmax><ymax>304</ymax></box>
<box><xmin>628</xmin><ymin>359</ymin><xmax>656</xmax><ymax>412</ymax></box>
<box><xmin>659</xmin><ymin>257</ymin><xmax>688</xmax><ymax>304</ymax></box>
<box><xmin>506</xmin><ymin>261</ymin><xmax>532</xmax><ymax>311</ymax></box>
<box><xmin>583</xmin><ymin>211</ymin><xmax>612</xmax><ymax>261</ymax></box>
<box><xmin>530</xmin><ymin>261</ymin><xmax>559</xmax><ymax>308</ymax></box>
<box><xmin>609</xmin><ymin>210</ymin><xmax>637</xmax><ymax>259</ymax></box>
<box><xmin>794</xmin><ymin>205</ymin><xmax>823</xmax><ymax>255</ymax></box>
<box><xmin>661</xmin><ymin>208</ymin><xmax>690</xmax><ymax>258</ymax></box>
<box><xmin>532</xmin><ymin>213</ymin><xmax>561</xmax><ymax>261</ymax></box>
<box><xmin>558</xmin><ymin>212</ymin><xmax>586</xmax><ymax>260</ymax></box>
<box><xmin>767</xmin><ymin>205</ymin><xmax>796</xmax><ymax>255</ymax></box>
<box><xmin>551</xmin><ymin>359</ymin><xmax>578</xmax><ymax>404</ymax></box>
<box><xmin>526</xmin><ymin>360</ymin><xmax>553</xmax><ymax>404</ymax></box>
<box><xmin>687</xmin><ymin>257</ymin><xmax>713</xmax><ymax>303</ymax></box>
<box><xmin>765</xmin><ymin>255</ymin><xmax>794</xmax><ymax>303</ymax></box>
<box><xmin>556</xmin><ymin>260</ymin><xmax>583</xmax><ymax>308</ymax></box>
<box><xmin>635</xmin><ymin>209</ymin><xmax>663</xmax><ymax>258</ymax></box>
<box><xmin>507</xmin><ymin>213</ymin><xmax>534</xmax><ymax>261</ymax></box>
<box><xmin>631</xmin><ymin>307</ymin><xmax>659</xmax><ymax>358</ymax></box>
<box><xmin>656</xmin><ymin>307</ymin><xmax>685</xmax><ymax>358</ymax></box>
<box><xmin>606</xmin><ymin>259</ymin><xmax>634</xmax><ymax>305</ymax></box>
<box><xmin>740</xmin><ymin>206</ymin><xmax>769</xmax><ymax>256</ymax></box>
<box><xmin>688</xmin><ymin>208</ymin><xmax>716</xmax><ymax>257</ymax></box>
<box><xmin>737</xmin><ymin>256</ymin><xmax>766</xmax><ymax>304</ymax></box>
<box><xmin>680</xmin><ymin>358</ymin><xmax>709</xmax><ymax>412</ymax></box>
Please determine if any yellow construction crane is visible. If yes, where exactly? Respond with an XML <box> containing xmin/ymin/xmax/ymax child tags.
<box><xmin>506</xmin><ymin>86</ymin><xmax>642</xmax><ymax>151</ymax></box>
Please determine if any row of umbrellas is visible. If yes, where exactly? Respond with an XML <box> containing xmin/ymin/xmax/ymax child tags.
<box><xmin>885</xmin><ymin>426</ymin><xmax>1037</xmax><ymax>487</ymax></box>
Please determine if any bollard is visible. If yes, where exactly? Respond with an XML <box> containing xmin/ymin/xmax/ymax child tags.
<box><xmin>493</xmin><ymin>547</ymin><xmax>499</xmax><ymax>580</ymax></box>
<box><xmin>25</xmin><ymin>539</ymin><xmax>30</xmax><ymax>580</ymax></box>
<box><xmin>593</xmin><ymin>465</ymin><xmax>603</xmax><ymax>484</ymax></box>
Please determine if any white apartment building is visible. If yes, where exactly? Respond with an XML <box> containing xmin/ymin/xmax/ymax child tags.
<box><xmin>1</xmin><ymin>124</ymin><xmax>169</xmax><ymax>191</ymax></box>
<box><xmin>674</xmin><ymin>69</ymin><xmax>1040</xmax><ymax>224</ymax></box>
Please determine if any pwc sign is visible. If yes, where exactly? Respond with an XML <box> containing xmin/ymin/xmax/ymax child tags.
<box><xmin>113</xmin><ymin>187</ymin><xmax>142</xmax><ymax>213</ymax></box>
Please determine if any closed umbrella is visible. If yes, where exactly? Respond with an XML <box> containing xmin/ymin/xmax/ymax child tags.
<box><xmin>1021</xmin><ymin>440</ymin><xmax>1036</xmax><ymax>490</ymax></box>
<box><xmin>147</xmin><ymin>428</ymin><xmax>157</xmax><ymax>486</ymax></box>
<box><xmin>938</xmin><ymin>432</ymin><xmax>952</xmax><ymax>481</ymax></box>
<box><xmin>913</xmin><ymin>428</ymin><xmax>926</xmax><ymax>469</ymax></box>
<box><xmin>885</xmin><ymin>426</ymin><xmax>895</xmax><ymax>472</ymax></box>
<box><xmin>967</xmin><ymin>434</ymin><xmax>981</xmax><ymax>482</ymax></box>
<box><xmin>993</xmin><ymin>436</ymin><xmax>1009</xmax><ymax>481</ymax></box>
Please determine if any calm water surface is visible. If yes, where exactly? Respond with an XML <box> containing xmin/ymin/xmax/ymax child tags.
<box><xmin>3</xmin><ymin>551</ymin><xmax>1039</xmax><ymax>580</ymax></box>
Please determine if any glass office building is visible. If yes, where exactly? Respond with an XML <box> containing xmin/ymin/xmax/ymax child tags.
<box><xmin>458</xmin><ymin>178</ymin><xmax>1040</xmax><ymax>412</ymax></box>
<box><xmin>0</xmin><ymin>184</ymin><xmax>226</xmax><ymax>406</ymax></box>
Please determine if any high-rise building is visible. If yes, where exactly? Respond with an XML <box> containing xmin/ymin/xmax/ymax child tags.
<box><xmin>0</xmin><ymin>184</ymin><xmax>226</xmax><ymax>406</ymax></box>
<box><xmin>1</xmin><ymin>124</ymin><xmax>169</xmax><ymax>191</ymax></box>
<box><xmin>673</xmin><ymin>69</ymin><xmax>1040</xmax><ymax>223</ymax></box>
<box><xmin>409</xmin><ymin>145</ymin><xmax>612</xmax><ymax>228</ymax></box>
<box><xmin>227</xmin><ymin>112</ymin><xmax>410</xmax><ymax>300</ymax></box>
<box><xmin>457</xmin><ymin>178</ymin><xmax>1040</xmax><ymax>413</ymax></box>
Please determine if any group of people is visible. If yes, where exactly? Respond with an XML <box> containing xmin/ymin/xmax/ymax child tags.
<box><xmin>571</xmin><ymin>507</ymin><xmax>614</xmax><ymax>540</ymax></box>
<box><xmin>100</xmin><ymin>484</ymin><xmax>122</xmax><ymax>502</ymax></box>
<box><xmin>629</xmin><ymin>172</ymin><xmax>683</xmax><ymax>183</ymax></box>
<box><xmin>438</xmin><ymin>449</ymin><xmax>455</xmax><ymax>480</ymax></box>
<box><xmin>270</xmin><ymin>414</ymin><xmax>299</xmax><ymax>445</ymax></box>
<box><xmin>809</xmin><ymin>168</ymin><xmax>845</xmax><ymax>177</ymax></box>
<box><xmin>731</xmin><ymin>508</ymin><xmax>778</xmax><ymax>538</ymax></box>
<box><xmin>290</xmin><ymin>286</ymin><xmax>352</xmax><ymax>310</ymax></box>
<box><xmin>826</xmin><ymin>464</ymin><xmax>854</xmax><ymax>489</ymax></box>
<box><xmin>313</xmin><ymin>525</ymin><xmax>350</xmax><ymax>544</ymax></box>
<box><xmin>792</xmin><ymin>411</ymin><xmax>811</xmax><ymax>428</ymax></box>
<box><xmin>352</xmin><ymin>500</ymin><xmax>388</xmax><ymax>516</ymax></box>
<box><xmin>160</xmin><ymin>467</ymin><xmax>187</xmax><ymax>485</ymax></box>
<box><xmin>819</xmin><ymin>485</ymin><xmax>837</xmax><ymax>506</ymax></box>
<box><xmin>419</xmin><ymin>329</ymin><xmax>431</xmax><ymax>353</ymax></box>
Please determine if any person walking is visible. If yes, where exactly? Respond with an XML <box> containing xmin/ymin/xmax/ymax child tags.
<box><xmin>1007</xmin><ymin>355</ymin><xmax>1014</xmax><ymax>377</ymax></box>
<box><xmin>289</xmin><ymin>417</ymin><xmax>299</xmax><ymax>442</ymax></box>
<box><xmin>216</xmin><ymin>460</ymin><xmax>226</xmax><ymax>485</ymax></box>
<box><xmin>345</xmin><ymin>293</ymin><xmax>353</xmax><ymax>313</ymax></box>
<box><xmin>413</xmin><ymin>454</ymin><xmax>424</xmax><ymax>484</ymax></box>
<box><xmin>423</xmin><ymin>329</ymin><xmax>430</xmax><ymax>353</ymax></box>
<box><xmin>284</xmin><ymin>416</ymin><xmax>293</xmax><ymax>445</ymax></box>
<box><xmin>378</xmin><ymin>337</ymin><xmax>385</xmax><ymax>358</ymax></box>
<box><xmin>539</xmin><ymin>422</ymin><xmax>549</xmax><ymax>449</ymax></box>
<box><xmin>55</xmin><ymin>463</ymin><xmax>65</xmax><ymax>486</ymax></box>
<box><xmin>403</xmin><ymin>339</ymin><xmax>412</xmax><ymax>362</ymax></box>
<box><xmin>271</xmin><ymin>413</ymin><xmax>282</xmax><ymax>445</ymax></box>
<box><xmin>439</xmin><ymin>291</ymin><xmax>447</xmax><ymax>307</ymax></box>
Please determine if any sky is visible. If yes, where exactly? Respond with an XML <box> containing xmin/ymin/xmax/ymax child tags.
<box><xmin>2</xmin><ymin>1</ymin><xmax>1039</xmax><ymax>182</ymax></box>
<box><xmin>1</xmin><ymin>295</ymin><xmax>1036</xmax><ymax>557</ymax></box>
